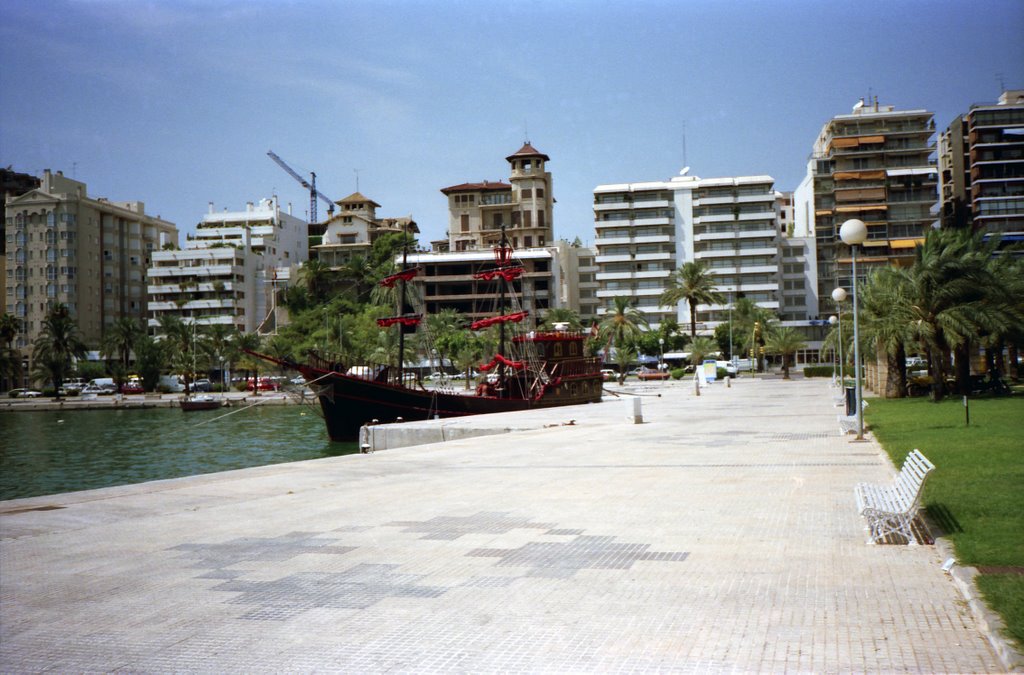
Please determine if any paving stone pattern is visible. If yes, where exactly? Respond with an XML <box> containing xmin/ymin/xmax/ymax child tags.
<box><xmin>0</xmin><ymin>378</ymin><xmax>1003</xmax><ymax>672</ymax></box>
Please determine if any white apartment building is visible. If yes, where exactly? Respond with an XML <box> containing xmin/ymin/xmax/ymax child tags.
<box><xmin>146</xmin><ymin>197</ymin><xmax>306</xmax><ymax>333</ymax></box>
<box><xmin>315</xmin><ymin>192</ymin><xmax>417</xmax><ymax>268</ymax></box>
<box><xmin>594</xmin><ymin>172</ymin><xmax>782</xmax><ymax>333</ymax></box>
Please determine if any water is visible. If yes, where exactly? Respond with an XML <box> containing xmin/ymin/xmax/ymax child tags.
<box><xmin>0</xmin><ymin>404</ymin><xmax>358</xmax><ymax>501</ymax></box>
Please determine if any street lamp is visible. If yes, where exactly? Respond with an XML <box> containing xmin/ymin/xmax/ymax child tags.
<box><xmin>828</xmin><ymin>315</ymin><xmax>838</xmax><ymax>382</ymax></box>
<box><xmin>658</xmin><ymin>337</ymin><xmax>664</xmax><ymax>371</ymax></box>
<box><xmin>839</xmin><ymin>218</ymin><xmax>867</xmax><ymax>440</ymax></box>
<box><xmin>831</xmin><ymin>287</ymin><xmax>847</xmax><ymax>385</ymax></box>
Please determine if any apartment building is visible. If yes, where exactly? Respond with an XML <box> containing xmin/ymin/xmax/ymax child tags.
<box><xmin>146</xmin><ymin>197</ymin><xmax>305</xmax><ymax>333</ymax></box>
<box><xmin>939</xmin><ymin>89</ymin><xmax>1024</xmax><ymax>239</ymax></box>
<box><xmin>4</xmin><ymin>169</ymin><xmax>177</xmax><ymax>352</ymax></box>
<box><xmin>314</xmin><ymin>192</ymin><xmax>418</xmax><ymax>268</ymax></box>
<box><xmin>796</xmin><ymin>99</ymin><xmax>937</xmax><ymax>317</ymax></box>
<box><xmin>593</xmin><ymin>173</ymin><xmax>782</xmax><ymax>333</ymax></box>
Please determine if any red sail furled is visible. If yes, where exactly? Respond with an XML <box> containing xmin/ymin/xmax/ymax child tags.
<box><xmin>379</xmin><ymin>268</ymin><xmax>419</xmax><ymax>288</ymax></box>
<box><xmin>477</xmin><ymin>353</ymin><xmax>526</xmax><ymax>372</ymax></box>
<box><xmin>470</xmin><ymin>310</ymin><xmax>529</xmax><ymax>331</ymax></box>
<box><xmin>377</xmin><ymin>315</ymin><xmax>422</xmax><ymax>328</ymax></box>
<box><xmin>473</xmin><ymin>267</ymin><xmax>523</xmax><ymax>282</ymax></box>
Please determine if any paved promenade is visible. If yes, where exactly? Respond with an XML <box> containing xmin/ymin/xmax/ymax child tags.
<box><xmin>0</xmin><ymin>377</ymin><xmax>1002</xmax><ymax>672</ymax></box>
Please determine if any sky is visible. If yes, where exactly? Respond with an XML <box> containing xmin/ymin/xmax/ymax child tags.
<box><xmin>2</xmin><ymin>0</ymin><xmax>1022</xmax><ymax>248</ymax></box>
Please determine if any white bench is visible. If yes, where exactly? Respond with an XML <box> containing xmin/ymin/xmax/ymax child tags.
<box><xmin>854</xmin><ymin>449</ymin><xmax>935</xmax><ymax>544</ymax></box>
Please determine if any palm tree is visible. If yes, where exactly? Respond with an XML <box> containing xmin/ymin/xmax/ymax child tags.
<box><xmin>338</xmin><ymin>255</ymin><xmax>375</xmax><ymax>303</ymax></box>
<box><xmin>234</xmin><ymin>332</ymin><xmax>263</xmax><ymax>395</ymax></box>
<box><xmin>687</xmin><ymin>336</ymin><xmax>718</xmax><ymax>368</ymax></box>
<box><xmin>101</xmin><ymin>317</ymin><xmax>143</xmax><ymax>392</ymax></box>
<box><xmin>201</xmin><ymin>324</ymin><xmax>238</xmax><ymax>389</ymax></box>
<box><xmin>0</xmin><ymin>313</ymin><xmax>21</xmax><ymax>390</ymax></box>
<box><xmin>31</xmin><ymin>303</ymin><xmax>87</xmax><ymax>399</ymax></box>
<box><xmin>298</xmin><ymin>259</ymin><xmax>335</xmax><ymax>303</ymax></box>
<box><xmin>424</xmin><ymin>308</ymin><xmax>467</xmax><ymax>372</ymax></box>
<box><xmin>0</xmin><ymin>313</ymin><xmax>18</xmax><ymax>350</ymax></box>
<box><xmin>598</xmin><ymin>296</ymin><xmax>649</xmax><ymax>384</ymax></box>
<box><xmin>763</xmin><ymin>326</ymin><xmax>807</xmax><ymax>380</ymax></box>
<box><xmin>540</xmin><ymin>307</ymin><xmax>583</xmax><ymax>331</ymax></box>
<box><xmin>660</xmin><ymin>261</ymin><xmax>724</xmax><ymax>340</ymax></box>
<box><xmin>859</xmin><ymin>267</ymin><xmax>914</xmax><ymax>397</ymax></box>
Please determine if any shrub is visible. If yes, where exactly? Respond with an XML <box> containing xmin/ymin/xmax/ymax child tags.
<box><xmin>803</xmin><ymin>366</ymin><xmax>834</xmax><ymax>378</ymax></box>
<box><xmin>670</xmin><ymin>368</ymin><xmax>686</xmax><ymax>380</ymax></box>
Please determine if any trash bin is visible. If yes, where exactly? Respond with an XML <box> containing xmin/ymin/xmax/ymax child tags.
<box><xmin>845</xmin><ymin>387</ymin><xmax>856</xmax><ymax>416</ymax></box>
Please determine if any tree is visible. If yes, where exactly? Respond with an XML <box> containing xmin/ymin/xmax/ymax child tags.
<box><xmin>298</xmin><ymin>259</ymin><xmax>335</xmax><ymax>303</ymax></box>
<box><xmin>687</xmin><ymin>336</ymin><xmax>718</xmax><ymax>368</ymax></box>
<box><xmin>201</xmin><ymin>324</ymin><xmax>239</xmax><ymax>389</ymax></box>
<box><xmin>659</xmin><ymin>261</ymin><xmax>724</xmax><ymax>340</ymax></box>
<box><xmin>423</xmin><ymin>308</ymin><xmax>467</xmax><ymax>372</ymax></box>
<box><xmin>0</xmin><ymin>313</ymin><xmax>18</xmax><ymax>350</ymax></box>
<box><xmin>598</xmin><ymin>296</ymin><xmax>648</xmax><ymax>384</ymax></box>
<box><xmin>0</xmin><ymin>313</ymin><xmax>21</xmax><ymax>389</ymax></box>
<box><xmin>338</xmin><ymin>255</ymin><xmax>375</xmax><ymax>303</ymax></box>
<box><xmin>539</xmin><ymin>307</ymin><xmax>583</xmax><ymax>331</ymax></box>
<box><xmin>234</xmin><ymin>332</ymin><xmax>263</xmax><ymax>395</ymax></box>
<box><xmin>763</xmin><ymin>326</ymin><xmax>807</xmax><ymax>380</ymax></box>
<box><xmin>101</xmin><ymin>317</ymin><xmax>144</xmax><ymax>392</ymax></box>
<box><xmin>30</xmin><ymin>304</ymin><xmax>87</xmax><ymax>398</ymax></box>
<box><xmin>859</xmin><ymin>267</ymin><xmax>913</xmax><ymax>397</ymax></box>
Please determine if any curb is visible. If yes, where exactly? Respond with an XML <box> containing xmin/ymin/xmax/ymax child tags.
<box><xmin>934</xmin><ymin>537</ymin><xmax>1024</xmax><ymax>672</ymax></box>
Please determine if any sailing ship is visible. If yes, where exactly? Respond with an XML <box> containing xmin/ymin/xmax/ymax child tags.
<box><xmin>251</xmin><ymin>228</ymin><xmax>603</xmax><ymax>441</ymax></box>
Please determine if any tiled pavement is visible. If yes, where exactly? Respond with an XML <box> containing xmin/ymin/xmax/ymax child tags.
<box><xmin>0</xmin><ymin>378</ymin><xmax>1003</xmax><ymax>672</ymax></box>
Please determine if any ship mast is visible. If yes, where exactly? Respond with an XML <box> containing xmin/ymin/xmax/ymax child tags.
<box><xmin>397</xmin><ymin>224</ymin><xmax>409</xmax><ymax>385</ymax></box>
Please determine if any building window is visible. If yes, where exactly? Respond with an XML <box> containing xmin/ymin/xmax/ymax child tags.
<box><xmin>460</xmin><ymin>214</ymin><xmax>469</xmax><ymax>232</ymax></box>
<box><xmin>523</xmin><ymin>211</ymin><xmax>532</xmax><ymax>227</ymax></box>
<box><xmin>537</xmin><ymin>210</ymin><xmax>545</xmax><ymax>228</ymax></box>
<box><xmin>522</xmin><ymin>188</ymin><xmax>533</xmax><ymax>199</ymax></box>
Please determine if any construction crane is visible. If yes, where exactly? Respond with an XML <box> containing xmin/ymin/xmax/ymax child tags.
<box><xmin>266</xmin><ymin>150</ymin><xmax>336</xmax><ymax>224</ymax></box>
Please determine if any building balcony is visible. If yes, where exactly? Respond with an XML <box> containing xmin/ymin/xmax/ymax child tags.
<box><xmin>594</xmin><ymin>235</ymin><xmax>632</xmax><ymax>246</ymax></box>
<box><xmin>595</xmin><ymin>254</ymin><xmax>634</xmax><ymax>264</ymax></box>
<box><xmin>634</xmin><ymin>252</ymin><xmax>673</xmax><ymax>262</ymax></box>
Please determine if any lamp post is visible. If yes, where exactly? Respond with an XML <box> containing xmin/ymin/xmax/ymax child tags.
<box><xmin>828</xmin><ymin>315</ymin><xmax>838</xmax><ymax>382</ymax></box>
<box><xmin>658</xmin><ymin>337</ymin><xmax>664</xmax><ymax>371</ymax></box>
<box><xmin>839</xmin><ymin>218</ymin><xmax>867</xmax><ymax>440</ymax></box>
<box><xmin>831</xmin><ymin>287</ymin><xmax>847</xmax><ymax>384</ymax></box>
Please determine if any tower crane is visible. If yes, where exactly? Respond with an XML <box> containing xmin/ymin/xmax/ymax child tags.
<box><xmin>266</xmin><ymin>150</ymin><xmax>336</xmax><ymax>224</ymax></box>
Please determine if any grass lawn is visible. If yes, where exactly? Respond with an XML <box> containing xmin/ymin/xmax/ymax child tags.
<box><xmin>865</xmin><ymin>393</ymin><xmax>1024</xmax><ymax>651</ymax></box>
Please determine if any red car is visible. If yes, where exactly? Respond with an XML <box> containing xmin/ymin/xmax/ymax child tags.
<box><xmin>248</xmin><ymin>377</ymin><xmax>279</xmax><ymax>391</ymax></box>
<box><xmin>121</xmin><ymin>382</ymin><xmax>144</xmax><ymax>394</ymax></box>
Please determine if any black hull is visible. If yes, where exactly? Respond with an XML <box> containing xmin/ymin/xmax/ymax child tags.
<box><xmin>301</xmin><ymin>368</ymin><xmax>602</xmax><ymax>442</ymax></box>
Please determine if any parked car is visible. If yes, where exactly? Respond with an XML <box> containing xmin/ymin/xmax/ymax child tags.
<box><xmin>248</xmin><ymin>377</ymin><xmax>279</xmax><ymax>391</ymax></box>
<box><xmin>8</xmin><ymin>388</ymin><xmax>43</xmax><ymax>398</ymax></box>
<box><xmin>80</xmin><ymin>385</ymin><xmax>113</xmax><ymax>395</ymax></box>
<box><xmin>290</xmin><ymin>375</ymin><xmax>307</xmax><ymax>385</ymax></box>
<box><xmin>716</xmin><ymin>360</ymin><xmax>738</xmax><ymax>376</ymax></box>
<box><xmin>600</xmin><ymin>369</ymin><xmax>617</xmax><ymax>382</ymax></box>
<box><xmin>192</xmin><ymin>378</ymin><xmax>212</xmax><ymax>392</ymax></box>
<box><xmin>637</xmin><ymin>368</ymin><xmax>670</xmax><ymax>381</ymax></box>
<box><xmin>121</xmin><ymin>382</ymin><xmax>145</xmax><ymax>394</ymax></box>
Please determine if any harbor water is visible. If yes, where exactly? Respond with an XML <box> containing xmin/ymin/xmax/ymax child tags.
<box><xmin>0</xmin><ymin>404</ymin><xmax>358</xmax><ymax>501</ymax></box>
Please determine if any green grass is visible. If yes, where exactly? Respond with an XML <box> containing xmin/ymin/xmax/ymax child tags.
<box><xmin>865</xmin><ymin>393</ymin><xmax>1024</xmax><ymax>651</ymax></box>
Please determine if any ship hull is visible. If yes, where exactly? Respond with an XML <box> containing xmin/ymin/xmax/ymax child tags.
<box><xmin>301</xmin><ymin>367</ymin><xmax>602</xmax><ymax>442</ymax></box>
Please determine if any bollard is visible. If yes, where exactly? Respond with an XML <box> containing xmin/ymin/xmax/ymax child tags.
<box><xmin>693</xmin><ymin>371</ymin><xmax>701</xmax><ymax>396</ymax></box>
<box><xmin>628</xmin><ymin>396</ymin><xmax>643</xmax><ymax>424</ymax></box>
<box><xmin>726</xmin><ymin>375</ymin><xmax>731</xmax><ymax>388</ymax></box>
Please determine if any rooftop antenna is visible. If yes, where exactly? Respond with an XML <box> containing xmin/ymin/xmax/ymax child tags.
<box><xmin>71</xmin><ymin>161</ymin><xmax>78</xmax><ymax>179</ymax></box>
<box><xmin>682</xmin><ymin>121</ymin><xmax>688</xmax><ymax>167</ymax></box>
<box><xmin>524</xmin><ymin>120</ymin><xmax>529</xmax><ymax>144</ymax></box>
<box><xmin>354</xmin><ymin>168</ymin><xmax>360</xmax><ymax>192</ymax></box>
<box><xmin>997</xmin><ymin>72</ymin><xmax>1006</xmax><ymax>92</ymax></box>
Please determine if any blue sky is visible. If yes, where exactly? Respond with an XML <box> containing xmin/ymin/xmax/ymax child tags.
<box><xmin>2</xmin><ymin>0</ymin><xmax>1022</xmax><ymax>248</ymax></box>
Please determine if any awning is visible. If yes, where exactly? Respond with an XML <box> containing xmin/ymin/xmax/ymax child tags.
<box><xmin>890</xmin><ymin>238</ymin><xmax>925</xmax><ymax>249</ymax></box>
<box><xmin>815</xmin><ymin>209</ymin><xmax>833</xmax><ymax>216</ymax></box>
<box><xmin>835</xmin><ymin>204</ymin><xmax>888</xmax><ymax>213</ymax></box>
<box><xmin>863</xmin><ymin>240</ymin><xmax>888</xmax><ymax>247</ymax></box>
<box><xmin>834</xmin><ymin>170</ymin><xmax>887</xmax><ymax>181</ymax></box>
<box><xmin>859</xmin><ymin>135</ymin><xmax>885</xmax><ymax>144</ymax></box>
<box><xmin>887</xmin><ymin>168</ymin><xmax>937</xmax><ymax>177</ymax></box>
<box><xmin>830</xmin><ymin>137</ymin><xmax>860</xmax><ymax>149</ymax></box>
